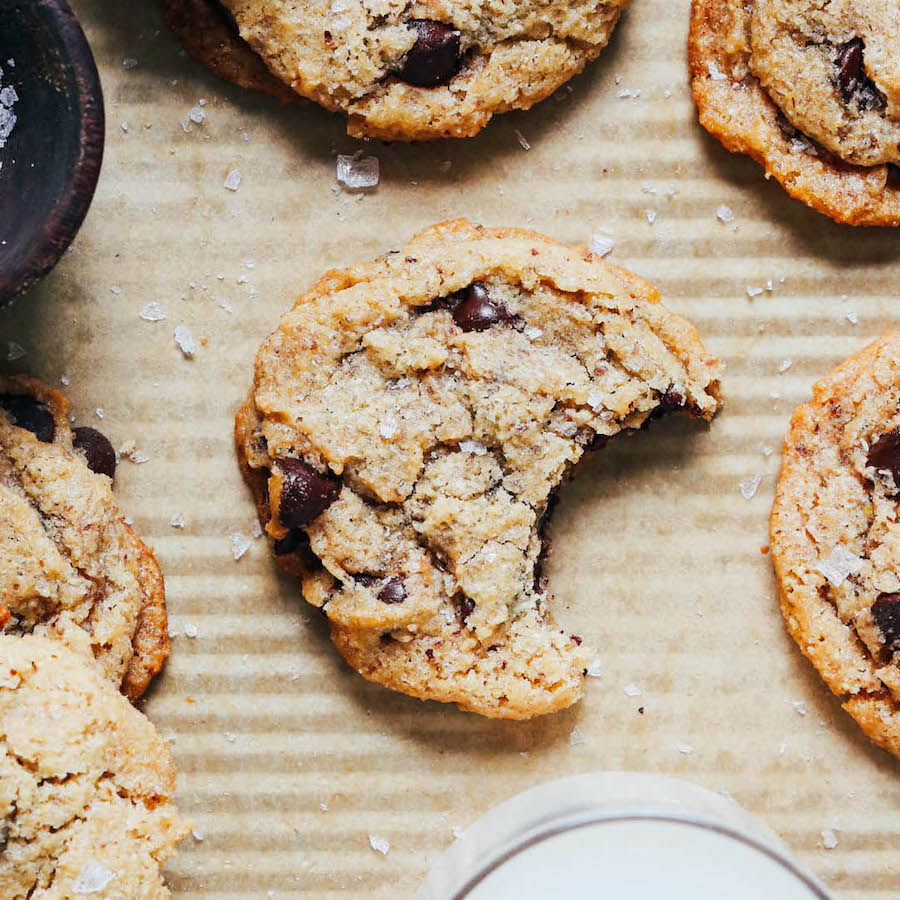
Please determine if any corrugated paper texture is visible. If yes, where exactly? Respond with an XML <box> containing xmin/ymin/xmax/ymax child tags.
<box><xmin>3</xmin><ymin>0</ymin><xmax>900</xmax><ymax>895</ymax></box>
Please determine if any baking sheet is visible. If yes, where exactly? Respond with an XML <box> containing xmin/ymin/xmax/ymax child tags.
<box><xmin>3</xmin><ymin>0</ymin><xmax>900</xmax><ymax>895</ymax></box>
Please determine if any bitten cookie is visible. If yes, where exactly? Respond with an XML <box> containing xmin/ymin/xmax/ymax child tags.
<box><xmin>236</xmin><ymin>220</ymin><xmax>722</xmax><ymax>718</ymax></box>
<box><xmin>0</xmin><ymin>377</ymin><xmax>169</xmax><ymax>701</ymax></box>
<box><xmin>689</xmin><ymin>0</ymin><xmax>900</xmax><ymax>225</ymax></box>
<box><xmin>0</xmin><ymin>635</ymin><xmax>188</xmax><ymax>899</ymax></box>
<box><xmin>771</xmin><ymin>333</ymin><xmax>900</xmax><ymax>759</ymax></box>
<box><xmin>163</xmin><ymin>0</ymin><xmax>630</xmax><ymax>140</ymax></box>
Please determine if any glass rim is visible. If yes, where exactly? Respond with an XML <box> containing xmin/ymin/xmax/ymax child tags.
<box><xmin>452</xmin><ymin>808</ymin><xmax>833</xmax><ymax>900</ymax></box>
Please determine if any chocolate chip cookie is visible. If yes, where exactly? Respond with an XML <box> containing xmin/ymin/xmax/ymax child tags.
<box><xmin>690</xmin><ymin>0</ymin><xmax>900</xmax><ymax>225</ymax></box>
<box><xmin>163</xmin><ymin>0</ymin><xmax>630</xmax><ymax>140</ymax></box>
<box><xmin>0</xmin><ymin>377</ymin><xmax>169</xmax><ymax>701</ymax></box>
<box><xmin>0</xmin><ymin>635</ymin><xmax>188</xmax><ymax>899</ymax></box>
<box><xmin>236</xmin><ymin>220</ymin><xmax>722</xmax><ymax>718</ymax></box>
<box><xmin>771</xmin><ymin>333</ymin><xmax>900</xmax><ymax>759</ymax></box>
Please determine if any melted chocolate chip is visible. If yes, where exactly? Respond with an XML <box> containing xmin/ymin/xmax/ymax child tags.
<box><xmin>399</xmin><ymin>20</ymin><xmax>461</xmax><ymax>88</ymax></box>
<box><xmin>0</xmin><ymin>394</ymin><xmax>55</xmax><ymax>442</ymax></box>
<box><xmin>866</xmin><ymin>428</ymin><xmax>900</xmax><ymax>487</ymax></box>
<box><xmin>354</xmin><ymin>573</ymin><xmax>377</xmax><ymax>586</ymax></box>
<box><xmin>835</xmin><ymin>38</ymin><xmax>886</xmax><ymax>110</ymax></box>
<box><xmin>73</xmin><ymin>426</ymin><xmax>117</xmax><ymax>479</ymax></box>
<box><xmin>453</xmin><ymin>283</ymin><xmax>513</xmax><ymax>332</ymax></box>
<box><xmin>276</xmin><ymin>458</ymin><xmax>342</xmax><ymax>529</ymax></box>
<box><xmin>457</xmin><ymin>595</ymin><xmax>475</xmax><ymax>622</ymax></box>
<box><xmin>872</xmin><ymin>593</ymin><xmax>900</xmax><ymax>649</ymax></box>
<box><xmin>378</xmin><ymin>577</ymin><xmax>407</xmax><ymax>604</ymax></box>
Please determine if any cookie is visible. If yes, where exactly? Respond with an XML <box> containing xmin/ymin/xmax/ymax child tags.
<box><xmin>689</xmin><ymin>0</ymin><xmax>900</xmax><ymax>226</ymax></box>
<box><xmin>0</xmin><ymin>635</ymin><xmax>188</xmax><ymax>899</ymax></box>
<box><xmin>236</xmin><ymin>220</ymin><xmax>722</xmax><ymax>718</ymax></box>
<box><xmin>163</xmin><ymin>0</ymin><xmax>299</xmax><ymax>102</ymax></box>
<box><xmin>771</xmin><ymin>333</ymin><xmax>900</xmax><ymax>759</ymax></box>
<box><xmin>0</xmin><ymin>377</ymin><xmax>169</xmax><ymax>701</ymax></box>
<box><xmin>163</xmin><ymin>0</ymin><xmax>630</xmax><ymax>140</ymax></box>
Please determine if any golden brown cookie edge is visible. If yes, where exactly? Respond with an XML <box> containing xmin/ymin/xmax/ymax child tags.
<box><xmin>688</xmin><ymin>0</ymin><xmax>900</xmax><ymax>227</ymax></box>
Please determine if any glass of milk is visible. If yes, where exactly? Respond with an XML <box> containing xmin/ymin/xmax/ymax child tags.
<box><xmin>415</xmin><ymin>772</ymin><xmax>832</xmax><ymax>900</ymax></box>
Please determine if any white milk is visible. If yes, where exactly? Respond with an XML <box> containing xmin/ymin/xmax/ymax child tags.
<box><xmin>466</xmin><ymin>819</ymin><xmax>822</xmax><ymax>899</ymax></box>
<box><xmin>416</xmin><ymin>773</ymin><xmax>832</xmax><ymax>900</ymax></box>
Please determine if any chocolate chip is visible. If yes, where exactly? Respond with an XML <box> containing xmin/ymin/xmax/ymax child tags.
<box><xmin>399</xmin><ymin>20</ymin><xmax>461</xmax><ymax>88</ymax></box>
<box><xmin>353</xmin><ymin>573</ymin><xmax>377</xmax><ymax>586</ymax></box>
<box><xmin>72</xmin><ymin>426</ymin><xmax>116</xmax><ymax>479</ymax></box>
<box><xmin>835</xmin><ymin>38</ymin><xmax>886</xmax><ymax>110</ymax></box>
<box><xmin>457</xmin><ymin>595</ymin><xmax>475</xmax><ymax>622</ymax></box>
<box><xmin>378</xmin><ymin>577</ymin><xmax>407</xmax><ymax>604</ymax></box>
<box><xmin>0</xmin><ymin>394</ymin><xmax>55</xmax><ymax>442</ymax></box>
<box><xmin>452</xmin><ymin>283</ymin><xmax>513</xmax><ymax>332</ymax></box>
<box><xmin>276</xmin><ymin>458</ymin><xmax>342</xmax><ymax>529</ymax></box>
<box><xmin>661</xmin><ymin>388</ymin><xmax>685</xmax><ymax>409</ymax></box>
<box><xmin>425</xmin><ymin>648</ymin><xmax>435</xmax><ymax>660</ymax></box>
<box><xmin>887</xmin><ymin>164</ymin><xmax>900</xmax><ymax>190</ymax></box>
<box><xmin>872</xmin><ymin>593</ymin><xmax>900</xmax><ymax>648</ymax></box>
<box><xmin>866</xmin><ymin>428</ymin><xmax>900</xmax><ymax>487</ymax></box>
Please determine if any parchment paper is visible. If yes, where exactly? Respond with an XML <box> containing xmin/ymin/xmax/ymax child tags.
<box><xmin>2</xmin><ymin>0</ymin><xmax>900</xmax><ymax>896</ymax></box>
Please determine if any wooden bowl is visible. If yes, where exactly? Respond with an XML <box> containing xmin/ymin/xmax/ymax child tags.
<box><xmin>0</xmin><ymin>0</ymin><xmax>104</xmax><ymax>308</ymax></box>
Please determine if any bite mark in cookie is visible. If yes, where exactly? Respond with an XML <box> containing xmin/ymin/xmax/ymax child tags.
<box><xmin>689</xmin><ymin>0</ymin><xmax>900</xmax><ymax>225</ymax></box>
<box><xmin>236</xmin><ymin>220</ymin><xmax>722</xmax><ymax>719</ymax></box>
<box><xmin>771</xmin><ymin>333</ymin><xmax>900</xmax><ymax>759</ymax></box>
<box><xmin>0</xmin><ymin>377</ymin><xmax>169</xmax><ymax>701</ymax></box>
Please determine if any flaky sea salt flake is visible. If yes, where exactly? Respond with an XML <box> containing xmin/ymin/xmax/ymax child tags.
<box><xmin>739</xmin><ymin>474</ymin><xmax>762</xmax><ymax>499</ymax></box>
<box><xmin>230</xmin><ymin>531</ymin><xmax>251</xmax><ymax>561</ymax></box>
<box><xmin>336</xmin><ymin>152</ymin><xmax>379</xmax><ymax>190</ymax></box>
<box><xmin>369</xmin><ymin>834</ymin><xmax>390</xmax><ymax>855</ymax></box>
<box><xmin>586</xmin><ymin>659</ymin><xmax>602</xmax><ymax>678</ymax></box>
<box><xmin>72</xmin><ymin>860</ymin><xmax>116</xmax><ymax>894</ymax></box>
<box><xmin>223</xmin><ymin>169</ymin><xmax>242</xmax><ymax>192</ymax></box>
<box><xmin>174</xmin><ymin>324</ymin><xmax>197</xmax><ymax>357</ymax></box>
<box><xmin>139</xmin><ymin>301</ymin><xmax>166</xmax><ymax>322</ymax></box>
<box><xmin>7</xmin><ymin>341</ymin><xmax>25</xmax><ymax>361</ymax></box>
<box><xmin>815</xmin><ymin>546</ymin><xmax>863</xmax><ymax>587</ymax></box>
<box><xmin>514</xmin><ymin>129</ymin><xmax>531</xmax><ymax>151</ymax></box>
<box><xmin>822</xmin><ymin>829</ymin><xmax>838</xmax><ymax>850</ymax></box>
<box><xmin>792</xmin><ymin>700</ymin><xmax>808</xmax><ymax>716</ymax></box>
<box><xmin>589</xmin><ymin>232</ymin><xmax>614</xmax><ymax>258</ymax></box>
<box><xmin>459</xmin><ymin>440</ymin><xmax>488</xmax><ymax>456</ymax></box>
<box><xmin>716</xmin><ymin>204</ymin><xmax>734</xmax><ymax>223</ymax></box>
<box><xmin>189</xmin><ymin>106</ymin><xmax>206</xmax><ymax>125</ymax></box>
<box><xmin>624</xmin><ymin>682</ymin><xmax>642</xmax><ymax>697</ymax></box>
<box><xmin>569</xmin><ymin>726</ymin><xmax>585</xmax><ymax>746</ymax></box>
<box><xmin>677</xmin><ymin>742</ymin><xmax>694</xmax><ymax>755</ymax></box>
<box><xmin>170</xmin><ymin>513</ymin><xmax>185</xmax><ymax>528</ymax></box>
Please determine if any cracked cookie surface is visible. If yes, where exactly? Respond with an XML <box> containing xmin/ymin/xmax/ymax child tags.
<box><xmin>0</xmin><ymin>377</ymin><xmax>169</xmax><ymax>701</ymax></box>
<box><xmin>0</xmin><ymin>635</ymin><xmax>188</xmax><ymax>900</ymax></box>
<box><xmin>771</xmin><ymin>333</ymin><xmax>900</xmax><ymax>759</ymax></box>
<box><xmin>163</xmin><ymin>0</ymin><xmax>630</xmax><ymax>140</ymax></box>
<box><xmin>236</xmin><ymin>220</ymin><xmax>722</xmax><ymax>718</ymax></box>
<box><xmin>690</xmin><ymin>0</ymin><xmax>900</xmax><ymax>225</ymax></box>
